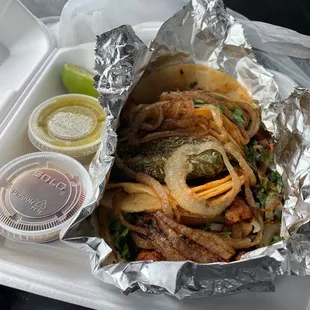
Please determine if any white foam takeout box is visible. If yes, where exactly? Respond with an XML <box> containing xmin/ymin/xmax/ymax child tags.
<box><xmin>0</xmin><ymin>1</ymin><xmax>309</xmax><ymax>309</ymax></box>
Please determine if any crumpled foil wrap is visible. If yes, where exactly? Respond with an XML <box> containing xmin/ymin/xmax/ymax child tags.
<box><xmin>61</xmin><ymin>0</ymin><xmax>310</xmax><ymax>299</ymax></box>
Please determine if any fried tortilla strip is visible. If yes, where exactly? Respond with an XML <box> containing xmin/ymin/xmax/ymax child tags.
<box><xmin>191</xmin><ymin>174</ymin><xmax>232</xmax><ymax>193</ymax></box>
<box><xmin>195</xmin><ymin>176</ymin><xmax>245</xmax><ymax>200</ymax></box>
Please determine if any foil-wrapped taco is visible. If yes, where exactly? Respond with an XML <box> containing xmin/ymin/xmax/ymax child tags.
<box><xmin>101</xmin><ymin>61</ymin><xmax>283</xmax><ymax>264</ymax></box>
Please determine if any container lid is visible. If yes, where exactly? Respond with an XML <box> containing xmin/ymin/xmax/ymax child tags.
<box><xmin>0</xmin><ymin>152</ymin><xmax>93</xmax><ymax>243</ymax></box>
<box><xmin>28</xmin><ymin>94</ymin><xmax>106</xmax><ymax>157</ymax></box>
<box><xmin>0</xmin><ymin>0</ymin><xmax>55</xmax><ymax>124</ymax></box>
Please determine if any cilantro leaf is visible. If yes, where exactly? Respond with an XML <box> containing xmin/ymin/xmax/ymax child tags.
<box><xmin>256</xmin><ymin>177</ymin><xmax>270</xmax><ymax>208</ymax></box>
<box><xmin>257</xmin><ymin>190</ymin><xmax>268</xmax><ymax>208</ymax></box>
<box><xmin>246</xmin><ymin>139</ymin><xmax>273</xmax><ymax>166</ymax></box>
<box><xmin>218</xmin><ymin>104</ymin><xmax>225</xmax><ymax>113</ymax></box>
<box><xmin>119</xmin><ymin>228</ymin><xmax>129</xmax><ymax>238</ymax></box>
<box><xmin>114</xmin><ymin>228</ymin><xmax>129</xmax><ymax>249</ymax></box>
<box><xmin>259</xmin><ymin>151</ymin><xmax>273</xmax><ymax>162</ymax></box>
<box><xmin>121</xmin><ymin>243</ymin><xmax>129</xmax><ymax>257</ymax></box>
<box><xmin>245</xmin><ymin>144</ymin><xmax>254</xmax><ymax>165</ymax></box>
<box><xmin>274</xmin><ymin>209</ymin><xmax>282</xmax><ymax>220</ymax></box>
<box><xmin>109</xmin><ymin>218</ymin><xmax>132</xmax><ymax>260</ymax></box>
<box><xmin>203</xmin><ymin>223</ymin><xmax>211</xmax><ymax>231</ymax></box>
<box><xmin>114</xmin><ymin>228</ymin><xmax>131</xmax><ymax>259</ymax></box>
<box><xmin>216</xmin><ymin>231</ymin><xmax>231</xmax><ymax>236</ymax></box>
<box><xmin>124</xmin><ymin>213</ymin><xmax>141</xmax><ymax>222</ymax></box>
<box><xmin>232</xmin><ymin>108</ymin><xmax>245</xmax><ymax>125</ymax></box>
<box><xmin>193</xmin><ymin>99</ymin><xmax>205</xmax><ymax>105</ymax></box>
<box><xmin>271</xmin><ymin>235</ymin><xmax>283</xmax><ymax>244</ymax></box>
<box><xmin>109</xmin><ymin>219</ymin><xmax>123</xmax><ymax>233</ymax></box>
<box><xmin>270</xmin><ymin>171</ymin><xmax>284</xmax><ymax>188</ymax></box>
<box><xmin>234</xmin><ymin>107</ymin><xmax>243</xmax><ymax>116</ymax></box>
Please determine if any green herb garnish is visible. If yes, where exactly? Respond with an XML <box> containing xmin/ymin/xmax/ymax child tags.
<box><xmin>121</xmin><ymin>243</ymin><xmax>129</xmax><ymax>257</ymax></box>
<box><xmin>109</xmin><ymin>219</ymin><xmax>123</xmax><ymax>234</ymax></box>
<box><xmin>203</xmin><ymin>223</ymin><xmax>211</xmax><ymax>231</ymax></box>
<box><xmin>257</xmin><ymin>190</ymin><xmax>268</xmax><ymax>208</ymax></box>
<box><xmin>271</xmin><ymin>235</ymin><xmax>283</xmax><ymax>244</ymax></box>
<box><xmin>216</xmin><ymin>231</ymin><xmax>232</xmax><ymax>236</ymax></box>
<box><xmin>193</xmin><ymin>99</ymin><xmax>205</xmax><ymax>105</ymax></box>
<box><xmin>274</xmin><ymin>209</ymin><xmax>282</xmax><ymax>220</ymax></box>
<box><xmin>256</xmin><ymin>177</ymin><xmax>269</xmax><ymax>208</ymax></box>
<box><xmin>114</xmin><ymin>229</ymin><xmax>128</xmax><ymax>249</ymax></box>
<box><xmin>218</xmin><ymin>104</ymin><xmax>225</xmax><ymax>113</ymax></box>
<box><xmin>260</xmin><ymin>151</ymin><xmax>273</xmax><ymax>162</ymax></box>
<box><xmin>232</xmin><ymin>108</ymin><xmax>245</xmax><ymax>125</ymax></box>
<box><xmin>109</xmin><ymin>219</ymin><xmax>132</xmax><ymax>260</ymax></box>
<box><xmin>256</xmin><ymin>176</ymin><xmax>282</xmax><ymax>210</ymax></box>
<box><xmin>124</xmin><ymin>213</ymin><xmax>141</xmax><ymax>222</ymax></box>
<box><xmin>190</xmin><ymin>81</ymin><xmax>198</xmax><ymax>88</ymax></box>
<box><xmin>119</xmin><ymin>228</ymin><xmax>129</xmax><ymax>238</ymax></box>
<box><xmin>245</xmin><ymin>145</ymin><xmax>254</xmax><ymax>165</ymax></box>
<box><xmin>270</xmin><ymin>171</ymin><xmax>284</xmax><ymax>188</ymax></box>
<box><xmin>246</xmin><ymin>139</ymin><xmax>273</xmax><ymax>166</ymax></box>
<box><xmin>114</xmin><ymin>227</ymin><xmax>130</xmax><ymax>259</ymax></box>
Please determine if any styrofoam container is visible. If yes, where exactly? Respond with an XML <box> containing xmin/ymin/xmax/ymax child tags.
<box><xmin>0</xmin><ymin>1</ymin><xmax>308</xmax><ymax>310</ymax></box>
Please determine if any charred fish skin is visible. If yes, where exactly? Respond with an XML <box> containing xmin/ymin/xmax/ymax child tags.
<box><xmin>118</xmin><ymin>136</ymin><xmax>224</xmax><ymax>181</ymax></box>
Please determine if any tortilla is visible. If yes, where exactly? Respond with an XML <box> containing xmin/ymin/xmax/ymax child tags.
<box><xmin>130</xmin><ymin>64</ymin><xmax>252</xmax><ymax>104</ymax></box>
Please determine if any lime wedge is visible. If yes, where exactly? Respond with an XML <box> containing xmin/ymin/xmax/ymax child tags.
<box><xmin>61</xmin><ymin>63</ymin><xmax>99</xmax><ymax>98</ymax></box>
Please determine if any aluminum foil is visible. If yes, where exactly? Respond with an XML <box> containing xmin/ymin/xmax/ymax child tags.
<box><xmin>61</xmin><ymin>0</ymin><xmax>310</xmax><ymax>299</ymax></box>
<box><xmin>274</xmin><ymin>88</ymin><xmax>310</xmax><ymax>276</ymax></box>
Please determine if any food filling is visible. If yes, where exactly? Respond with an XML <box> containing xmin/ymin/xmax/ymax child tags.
<box><xmin>99</xmin><ymin>66</ymin><xmax>283</xmax><ymax>263</ymax></box>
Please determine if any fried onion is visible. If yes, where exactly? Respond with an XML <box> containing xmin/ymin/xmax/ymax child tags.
<box><xmin>164</xmin><ymin>139</ymin><xmax>241</xmax><ymax>217</ymax></box>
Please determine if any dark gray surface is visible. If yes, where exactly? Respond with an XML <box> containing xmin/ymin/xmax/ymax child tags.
<box><xmin>225</xmin><ymin>0</ymin><xmax>310</xmax><ymax>35</ymax></box>
<box><xmin>0</xmin><ymin>286</ymin><xmax>90</xmax><ymax>310</ymax></box>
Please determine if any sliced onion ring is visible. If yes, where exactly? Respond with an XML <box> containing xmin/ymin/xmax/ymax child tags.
<box><xmin>224</xmin><ymin>142</ymin><xmax>257</xmax><ymax>186</ymax></box>
<box><xmin>164</xmin><ymin>139</ymin><xmax>241</xmax><ymax>217</ymax></box>
<box><xmin>113</xmin><ymin>190</ymin><xmax>147</xmax><ymax>235</ymax></box>
<box><xmin>136</xmin><ymin>172</ymin><xmax>174</xmax><ymax>218</ymax></box>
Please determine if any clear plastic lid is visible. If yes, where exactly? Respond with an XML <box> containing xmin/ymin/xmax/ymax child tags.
<box><xmin>0</xmin><ymin>152</ymin><xmax>93</xmax><ymax>243</ymax></box>
<box><xmin>28</xmin><ymin>94</ymin><xmax>106</xmax><ymax>158</ymax></box>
